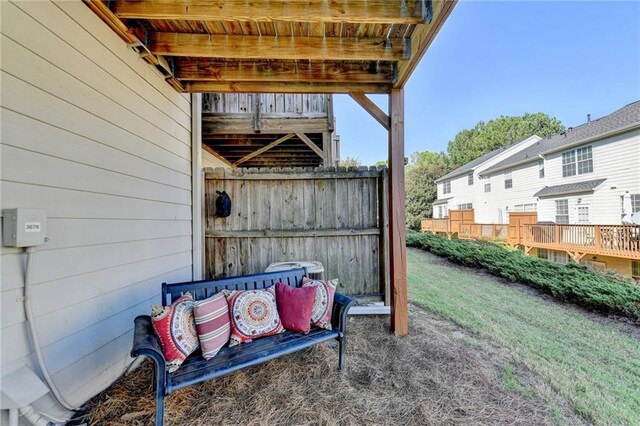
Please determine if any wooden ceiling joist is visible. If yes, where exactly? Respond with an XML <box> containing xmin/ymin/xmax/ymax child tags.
<box><xmin>175</xmin><ymin>59</ymin><xmax>396</xmax><ymax>84</ymax></box>
<box><xmin>188</xmin><ymin>81</ymin><xmax>392</xmax><ymax>94</ymax></box>
<box><xmin>113</xmin><ymin>1</ymin><xmax>433</xmax><ymax>25</ymax></box>
<box><xmin>150</xmin><ymin>33</ymin><xmax>411</xmax><ymax>62</ymax></box>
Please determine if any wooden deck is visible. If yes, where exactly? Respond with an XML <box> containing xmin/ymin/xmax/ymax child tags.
<box><xmin>421</xmin><ymin>217</ymin><xmax>640</xmax><ymax>260</ymax></box>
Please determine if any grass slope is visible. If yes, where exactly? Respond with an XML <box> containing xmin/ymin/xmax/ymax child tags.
<box><xmin>407</xmin><ymin>247</ymin><xmax>640</xmax><ymax>425</ymax></box>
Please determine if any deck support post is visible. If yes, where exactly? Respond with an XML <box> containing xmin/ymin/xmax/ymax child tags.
<box><xmin>388</xmin><ymin>88</ymin><xmax>408</xmax><ymax>336</ymax></box>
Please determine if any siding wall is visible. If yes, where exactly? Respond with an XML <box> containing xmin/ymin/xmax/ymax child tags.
<box><xmin>483</xmin><ymin>162</ymin><xmax>541</xmax><ymax>223</ymax></box>
<box><xmin>542</xmin><ymin>129</ymin><xmax>640</xmax><ymax>224</ymax></box>
<box><xmin>1</xmin><ymin>0</ymin><xmax>193</xmax><ymax>420</ymax></box>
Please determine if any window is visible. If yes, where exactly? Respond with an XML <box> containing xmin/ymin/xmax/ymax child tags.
<box><xmin>484</xmin><ymin>183</ymin><xmax>491</xmax><ymax>193</ymax></box>
<box><xmin>513</xmin><ymin>203</ymin><xmax>537</xmax><ymax>212</ymax></box>
<box><xmin>504</xmin><ymin>170</ymin><xmax>513</xmax><ymax>189</ymax></box>
<box><xmin>537</xmin><ymin>248</ymin><xmax>549</xmax><ymax>260</ymax></box>
<box><xmin>468</xmin><ymin>173</ymin><xmax>474</xmax><ymax>186</ymax></box>
<box><xmin>538</xmin><ymin>160</ymin><xmax>545</xmax><ymax>178</ymax></box>
<box><xmin>632</xmin><ymin>194</ymin><xmax>640</xmax><ymax>213</ymax></box>
<box><xmin>633</xmin><ymin>261</ymin><xmax>640</xmax><ymax>281</ymax></box>
<box><xmin>458</xmin><ymin>203</ymin><xmax>473</xmax><ymax>210</ymax></box>
<box><xmin>443</xmin><ymin>181</ymin><xmax>451</xmax><ymax>194</ymax></box>
<box><xmin>562</xmin><ymin>146</ymin><xmax>593</xmax><ymax>177</ymax></box>
<box><xmin>438</xmin><ymin>205</ymin><xmax>443</xmax><ymax>218</ymax></box>
<box><xmin>443</xmin><ymin>205</ymin><xmax>449</xmax><ymax>218</ymax></box>
<box><xmin>577</xmin><ymin>206</ymin><xmax>590</xmax><ymax>224</ymax></box>
<box><xmin>552</xmin><ymin>251</ymin><xmax>570</xmax><ymax>264</ymax></box>
<box><xmin>562</xmin><ymin>150</ymin><xmax>576</xmax><ymax>177</ymax></box>
<box><xmin>555</xmin><ymin>200</ymin><xmax>569</xmax><ymax>224</ymax></box>
<box><xmin>576</xmin><ymin>146</ymin><xmax>593</xmax><ymax>174</ymax></box>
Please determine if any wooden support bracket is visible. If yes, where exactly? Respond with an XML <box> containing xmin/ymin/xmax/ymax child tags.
<box><xmin>233</xmin><ymin>133</ymin><xmax>295</xmax><ymax>166</ymax></box>
<box><xmin>295</xmin><ymin>132</ymin><xmax>326</xmax><ymax>161</ymax></box>
<box><xmin>202</xmin><ymin>144</ymin><xmax>234</xmax><ymax>168</ymax></box>
<box><xmin>349</xmin><ymin>92</ymin><xmax>390</xmax><ymax>130</ymax></box>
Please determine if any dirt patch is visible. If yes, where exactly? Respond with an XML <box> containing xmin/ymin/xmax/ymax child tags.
<box><xmin>410</xmin><ymin>248</ymin><xmax>640</xmax><ymax>339</ymax></box>
<box><xmin>75</xmin><ymin>308</ymin><xmax>576</xmax><ymax>426</ymax></box>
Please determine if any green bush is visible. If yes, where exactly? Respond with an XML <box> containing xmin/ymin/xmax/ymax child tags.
<box><xmin>406</xmin><ymin>230</ymin><xmax>640</xmax><ymax>320</ymax></box>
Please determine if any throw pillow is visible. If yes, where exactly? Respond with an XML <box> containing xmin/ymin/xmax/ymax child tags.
<box><xmin>226</xmin><ymin>288</ymin><xmax>284</xmax><ymax>347</ymax></box>
<box><xmin>275</xmin><ymin>282</ymin><xmax>316</xmax><ymax>334</ymax></box>
<box><xmin>302</xmin><ymin>277</ymin><xmax>338</xmax><ymax>331</ymax></box>
<box><xmin>193</xmin><ymin>292</ymin><xmax>231</xmax><ymax>360</ymax></box>
<box><xmin>151</xmin><ymin>294</ymin><xmax>199</xmax><ymax>373</ymax></box>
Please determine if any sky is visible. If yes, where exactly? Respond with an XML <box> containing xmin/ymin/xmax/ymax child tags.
<box><xmin>334</xmin><ymin>0</ymin><xmax>640</xmax><ymax>165</ymax></box>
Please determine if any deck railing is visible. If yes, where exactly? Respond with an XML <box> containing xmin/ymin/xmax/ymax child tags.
<box><xmin>522</xmin><ymin>224</ymin><xmax>640</xmax><ymax>259</ymax></box>
<box><xmin>421</xmin><ymin>218</ymin><xmax>449</xmax><ymax>233</ymax></box>
<box><xmin>459</xmin><ymin>223</ymin><xmax>508</xmax><ymax>240</ymax></box>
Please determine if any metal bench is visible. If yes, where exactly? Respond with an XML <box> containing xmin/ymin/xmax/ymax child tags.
<box><xmin>131</xmin><ymin>268</ymin><xmax>355</xmax><ymax>426</ymax></box>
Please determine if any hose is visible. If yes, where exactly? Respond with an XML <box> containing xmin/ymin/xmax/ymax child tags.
<box><xmin>23</xmin><ymin>247</ymin><xmax>77</xmax><ymax>411</ymax></box>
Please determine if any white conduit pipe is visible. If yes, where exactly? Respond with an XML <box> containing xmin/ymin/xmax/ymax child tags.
<box><xmin>19</xmin><ymin>405</ymin><xmax>53</xmax><ymax>426</ymax></box>
<box><xmin>23</xmin><ymin>247</ymin><xmax>77</xmax><ymax>412</ymax></box>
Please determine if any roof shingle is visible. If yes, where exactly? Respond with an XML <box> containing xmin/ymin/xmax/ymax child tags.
<box><xmin>533</xmin><ymin>178</ymin><xmax>607</xmax><ymax>198</ymax></box>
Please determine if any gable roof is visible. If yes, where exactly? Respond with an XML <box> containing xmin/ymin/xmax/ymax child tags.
<box><xmin>481</xmin><ymin>101</ymin><xmax>640</xmax><ymax>176</ymax></box>
<box><xmin>533</xmin><ymin>178</ymin><xmax>607</xmax><ymax>198</ymax></box>
<box><xmin>435</xmin><ymin>146</ymin><xmax>507</xmax><ymax>183</ymax></box>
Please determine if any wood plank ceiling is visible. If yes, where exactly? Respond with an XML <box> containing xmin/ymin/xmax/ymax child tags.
<box><xmin>84</xmin><ymin>0</ymin><xmax>457</xmax><ymax>93</ymax></box>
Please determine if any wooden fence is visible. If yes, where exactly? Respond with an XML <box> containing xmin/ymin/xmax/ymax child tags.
<box><xmin>204</xmin><ymin>167</ymin><xmax>389</xmax><ymax>299</ymax></box>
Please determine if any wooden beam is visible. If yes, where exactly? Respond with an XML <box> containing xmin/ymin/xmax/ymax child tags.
<box><xmin>395</xmin><ymin>0</ymin><xmax>457</xmax><ymax>87</ymax></box>
<box><xmin>202</xmin><ymin>144</ymin><xmax>233</xmax><ymax>168</ymax></box>
<box><xmin>388</xmin><ymin>88</ymin><xmax>408</xmax><ymax>336</ymax></box>
<box><xmin>185</xmin><ymin>81</ymin><xmax>392</xmax><ymax>94</ymax></box>
<box><xmin>114</xmin><ymin>1</ymin><xmax>432</xmax><ymax>24</ymax></box>
<box><xmin>349</xmin><ymin>92</ymin><xmax>390</xmax><ymax>130</ymax></box>
<box><xmin>295</xmin><ymin>132</ymin><xmax>326</xmax><ymax>160</ymax></box>
<box><xmin>203</xmin><ymin>116</ymin><xmax>331</xmax><ymax>134</ymax></box>
<box><xmin>150</xmin><ymin>33</ymin><xmax>410</xmax><ymax>61</ymax></box>
<box><xmin>233</xmin><ymin>133</ymin><xmax>295</xmax><ymax>166</ymax></box>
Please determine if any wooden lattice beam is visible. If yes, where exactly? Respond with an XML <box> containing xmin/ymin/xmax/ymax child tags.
<box><xmin>113</xmin><ymin>0</ymin><xmax>433</xmax><ymax>24</ymax></box>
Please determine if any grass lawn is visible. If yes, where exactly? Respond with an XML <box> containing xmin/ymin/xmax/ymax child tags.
<box><xmin>407</xmin><ymin>247</ymin><xmax>640</xmax><ymax>425</ymax></box>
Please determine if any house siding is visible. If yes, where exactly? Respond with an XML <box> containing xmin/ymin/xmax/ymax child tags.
<box><xmin>483</xmin><ymin>162</ymin><xmax>542</xmax><ymax>224</ymax></box>
<box><xmin>1</xmin><ymin>0</ymin><xmax>193</xmax><ymax>421</ymax></box>
<box><xmin>541</xmin><ymin>129</ymin><xmax>640</xmax><ymax>224</ymax></box>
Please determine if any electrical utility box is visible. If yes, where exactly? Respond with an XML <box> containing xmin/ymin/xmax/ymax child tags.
<box><xmin>2</xmin><ymin>208</ymin><xmax>47</xmax><ymax>247</ymax></box>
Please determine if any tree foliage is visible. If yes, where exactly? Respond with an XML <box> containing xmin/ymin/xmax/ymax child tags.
<box><xmin>447</xmin><ymin>113</ymin><xmax>564</xmax><ymax>166</ymax></box>
<box><xmin>339</xmin><ymin>156</ymin><xmax>362</xmax><ymax>168</ymax></box>
<box><xmin>405</xmin><ymin>112</ymin><xmax>564</xmax><ymax>229</ymax></box>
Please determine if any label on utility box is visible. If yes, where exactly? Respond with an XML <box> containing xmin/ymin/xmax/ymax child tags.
<box><xmin>25</xmin><ymin>222</ymin><xmax>42</xmax><ymax>233</ymax></box>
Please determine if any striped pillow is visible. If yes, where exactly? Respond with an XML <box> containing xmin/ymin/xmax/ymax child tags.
<box><xmin>193</xmin><ymin>292</ymin><xmax>231</xmax><ymax>360</ymax></box>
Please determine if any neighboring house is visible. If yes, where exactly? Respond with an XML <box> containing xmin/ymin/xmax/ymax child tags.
<box><xmin>433</xmin><ymin>136</ymin><xmax>543</xmax><ymax>220</ymax></box>
<box><xmin>480</xmin><ymin>101</ymin><xmax>640</xmax><ymax>226</ymax></box>
<box><xmin>429</xmin><ymin>101</ymin><xmax>640</xmax><ymax>278</ymax></box>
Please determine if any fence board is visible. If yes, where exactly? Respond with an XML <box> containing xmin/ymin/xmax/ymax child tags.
<box><xmin>205</xmin><ymin>167</ymin><xmax>387</xmax><ymax>297</ymax></box>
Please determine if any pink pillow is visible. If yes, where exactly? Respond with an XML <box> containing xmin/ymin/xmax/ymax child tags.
<box><xmin>302</xmin><ymin>277</ymin><xmax>338</xmax><ymax>330</ymax></box>
<box><xmin>275</xmin><ymin>283</ymin><xmax>316</xmax><ymax>334</ymax></box>
<box><xmin>193</xmin><ymin>292</ymin><xmax>231</xmax><ymax>360</ymax></box>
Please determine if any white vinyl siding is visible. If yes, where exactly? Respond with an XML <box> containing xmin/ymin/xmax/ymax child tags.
<box><xmin>1</xmin><ymin>0</ymin><xmax>192</xmax><ymax>419</ymax></box>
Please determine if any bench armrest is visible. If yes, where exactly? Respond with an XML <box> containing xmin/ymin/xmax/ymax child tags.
<box><xmin>131</xmin><ymin>315</ymin><xmax>167</xmax><ymax>373</ymax></box>
<box><xmin>331</xmin><ymin>293</ymin><xmax>356</xmax><ymax>334</ymax></box>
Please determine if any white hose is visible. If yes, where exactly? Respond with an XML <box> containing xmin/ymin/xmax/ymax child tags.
<box><xmin>23</xmin><ymin>247</ymin><xmax>77</xmax><ymax>411</ymax></box>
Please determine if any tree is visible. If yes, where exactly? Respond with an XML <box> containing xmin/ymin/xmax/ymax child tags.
<box><xmin>372</xmin><ymin>160</ymin><xmax>387</xmax><ymax>167</ymax></box>
<box><xmin>339</xmin><ymin>157</ymin><xmax>362</xmax><ymax>168</ymax></box>
<box><xmin>405</xmin><ymin>151</ymin><xmax>449</xmax><ymax>230</ymax></box>
<box><xmin>447</xmin><ymin>113</ymin><xmax>564</xmax><ymax>166</ymax></box>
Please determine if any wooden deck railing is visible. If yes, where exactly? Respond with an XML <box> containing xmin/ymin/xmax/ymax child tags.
<box><xmin>459</xmin><ymin>224</ymin><xmax>508</xmax><ymax>240</ymax></box>
<box><xmin>421</xmin><ymin>218</ymin><xmax>450</xmax><ymax>233</ymax></box>
<box><xmin>522</xmin><ymin>224</ymin><xmax>640</xmax><ymax>260</ymax></box>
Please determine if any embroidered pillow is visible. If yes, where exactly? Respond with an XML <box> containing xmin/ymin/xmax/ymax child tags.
<box><xmin>193</xmin><ymin>292</ymin><xmax>231</xmax><ymax>360</ymax></box>
<box><xmin>226</xmin><ymin>288</ymin><xmax>284</xmax><ymax>347</ymax></box>
<box><xmin>275</xmin><ymin>282</ymin><xmax>316</xmax><ymax>334</ymax></box>
<box><xmin>151</xmin><ymin>294</ymin><xmax>199</xmax><ymax>373</ymax></box>
<box><xmin>302</xmin><ymin>277</ymin><xmax>338</xmax><ymax>331</ymax></box>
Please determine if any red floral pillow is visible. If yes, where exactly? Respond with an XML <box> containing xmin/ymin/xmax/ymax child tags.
<box><xmin>302</xmin><ymin>277</ymin><xmax>338</xmax><ymax>331</ymax></box>
<box><xmin>275</xmin><ymin>282</ymin><xmax>316</xmax><ymax>334</ymax></box>
<box><xmin>225</xmin><ymin>288</ymin><xmax>284</xmax><ymax>347</ymax></box>
<box><xmin>151</xmin><ymin>294</ymin><xmax>199</xmax><ymax>372</ymax></box>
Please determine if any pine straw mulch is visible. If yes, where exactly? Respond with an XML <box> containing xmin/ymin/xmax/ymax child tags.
<box><xmin>78</xmin><ymin>306</ymin><xmax>574</xmax><ymax>426</ymax></box>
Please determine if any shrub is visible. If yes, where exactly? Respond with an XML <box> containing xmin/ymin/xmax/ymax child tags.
<box><xmin>406</xmin><ymin>230</ymin><xmax>640</xmax><ymax>320</ymax></box>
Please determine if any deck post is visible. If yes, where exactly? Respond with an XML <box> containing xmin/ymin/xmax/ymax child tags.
<box><xmin>388</xmin><ymin>88</ymin><xmax>408</xmax><ymax>336</ymax></box>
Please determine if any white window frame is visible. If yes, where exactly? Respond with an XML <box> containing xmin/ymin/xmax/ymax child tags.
<box><xmin>504</xmin><ymin>170</ymin><xmax>513</xmax><ymax>189</ymax></box>
<box><xmin>555</xmin><ymin>199</ymin><xmax>569</xmax><ymax>224</ymax></box>
<box><xmin>484</xmin><ymin>183</ymin><xmax>491</xmax><ymax>193</ymax></box>
<box><xmin>577</xmin><ymin>205</ymin><xmax>590</xmax><ymax>224</ymax></box>
<box><xmin>442</xmin><ymin>180</ymin><xmax>451</xmax><ymax>194</ymax></box>
<box><xmin>458</xmin><ymin>203</ymin><xmax>473</xmax><ymax>210</ymax></box>
<box><xmin>468</xmin><ymin>173</ymin><xmax>474</xmax><ymax>186</ymax></box>
<box><xmin>562</xmin><ymin>145</ymin><xmax>593</xmax><ymax>177</ymax></box>
<box><xmin>538</xmin><ymin>160</ymin><xmax>544</xmax><ymax>178</ymax></box>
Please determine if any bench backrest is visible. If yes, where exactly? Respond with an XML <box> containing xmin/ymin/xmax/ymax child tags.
<box><xmin>161</xmin><ymin>268</ymin><xmax>308</xmax><ymax>305</ymax></box>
